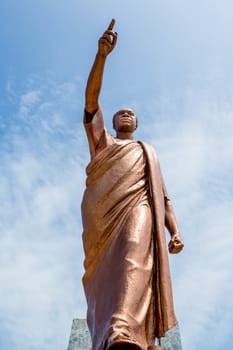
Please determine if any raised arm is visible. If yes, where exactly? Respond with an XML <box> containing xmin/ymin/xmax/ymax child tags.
<box><xmin>85</xmin><ymin>19</ymin><xmax>118</xmax><ymax>116</ymax></box>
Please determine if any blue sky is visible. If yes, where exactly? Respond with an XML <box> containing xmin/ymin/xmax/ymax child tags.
<box><xmin>0</xmin><ymin>1</ymin><xmax>233</xmax><ymax>349</ymax></box>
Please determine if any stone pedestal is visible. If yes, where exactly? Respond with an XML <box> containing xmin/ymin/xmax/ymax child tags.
<box><xmin>67</xmin><ymin>319</ymin><xmax>182</xmax><ymax>350</ymax></box>
<box><xmin>160</xmin><ymin>324</ymin><xmax>183</xmax><ymax>350</ymax></box>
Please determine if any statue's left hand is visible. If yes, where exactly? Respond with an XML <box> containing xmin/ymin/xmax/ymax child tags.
<box><xmin>168</xmin><ymin>233</ymin><xmax>184</xmax><ymax>254</ymax></box>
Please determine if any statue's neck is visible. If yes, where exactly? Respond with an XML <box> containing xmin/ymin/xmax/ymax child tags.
<box><xmin>116</xmin><ymin>131</ymin><xmax>134</xmax><ymax>140</ymax></box>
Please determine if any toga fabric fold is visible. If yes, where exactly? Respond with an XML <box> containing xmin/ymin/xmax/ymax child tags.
<box><xmin>82</xmin><ymin>109</ymin><xmax>177</xmax><ymax>350</ymax></box>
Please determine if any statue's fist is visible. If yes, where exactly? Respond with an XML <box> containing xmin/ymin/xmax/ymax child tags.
<box><xmin>98</xmin><ymin>19</ymin><xmax>117</xmax><ymax>56</ymax></box>
<box><xmin>168</xmin><ymin>233</ymin><xmax>184</xmax><ymax>254</ymax></box>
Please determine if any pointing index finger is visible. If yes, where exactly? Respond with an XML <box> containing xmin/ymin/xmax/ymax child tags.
<box><xmin>108</xmin><ymin>19</ymin><xmax>115</xmax><ymax>31</ymax></box>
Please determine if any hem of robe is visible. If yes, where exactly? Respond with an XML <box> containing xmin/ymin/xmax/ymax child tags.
<box><xmin>106</xmin><ymin>338</ymin><xmax>143</xmax><ymax>350</ymax></box>
<box><xmin>139</xmin><ymin>141</ymin><xmax>177</xmax><ymax>338</ymax></box>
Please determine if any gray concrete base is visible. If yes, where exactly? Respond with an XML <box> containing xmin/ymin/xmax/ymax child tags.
<box><xmin>160</xmin><ymin>324</ymin><xmax>183</xmax><ymax>350</ymax></box>
<box><xmin>67</xmin><ymin>319</ymin><xmax>182</xmax><ymax>350</ymax></box>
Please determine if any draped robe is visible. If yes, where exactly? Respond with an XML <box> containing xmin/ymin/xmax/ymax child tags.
<box><xmin>81</xmin><ymin>109</ymin><xmax>179</xmax><ymax>350</ymax></box>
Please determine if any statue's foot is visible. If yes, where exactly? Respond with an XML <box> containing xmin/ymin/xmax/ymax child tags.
<box><xmin>108</xmin><ymin>342</ymin><xmax>142</xmax><ymax>350</ymax></box>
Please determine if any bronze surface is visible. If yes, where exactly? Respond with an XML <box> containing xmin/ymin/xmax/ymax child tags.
<box><xmin>81</xmin><ymin>20</ymin><xmax>184</xmax><ymax>350</ymax></box>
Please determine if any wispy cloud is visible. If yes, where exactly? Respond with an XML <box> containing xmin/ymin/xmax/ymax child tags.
<box><xmin>0</xmin><ymin>76</ymin><xmax>88</xmax><ymax>350</ymax></box>
<box><xmin>1</xmin><ymin>73</ymin><xmax>233</xmax><ymax>350</ymax></box>
<box><xmin>142</xmin><ymin>87</ymin><xmax>233</xmax><ymax>349</ymax></box>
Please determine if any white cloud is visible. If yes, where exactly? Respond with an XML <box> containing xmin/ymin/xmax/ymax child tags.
<box><xmin>143</xmin><ymin>87</ymin><xmax>233</xmax><ymax>350</ymax></box>
<box><xmin>19</xmin><ymin>90</ymin><xmax>40</xmax><ymax>118</ymax></box>
<box><xmin>0</xmin><ymin>77</ymin><xmax>87</xmax><ymax>350</ymax></box>
<box><xmin>1</xmin><ymin>73</ymin><xmax>233</xmax><ymax>350</ymax></box>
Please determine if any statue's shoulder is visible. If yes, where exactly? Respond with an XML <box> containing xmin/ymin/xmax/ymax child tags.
<box><xmin>138</xmin><ymin>141</ymin><xmax>158</xmax><ymax>157</ymax></box>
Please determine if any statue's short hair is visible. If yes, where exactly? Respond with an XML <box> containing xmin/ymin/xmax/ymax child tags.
<box><xmin>112</xmin><ymin>109</ymin><xmax>138</xmax><ymax>130</ymax></box>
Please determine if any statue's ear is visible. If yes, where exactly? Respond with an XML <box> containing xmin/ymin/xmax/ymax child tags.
<box><xmin>112</xmin><ymin>114</ymin><xmax>116</xmax><ymax>130</ymax></box>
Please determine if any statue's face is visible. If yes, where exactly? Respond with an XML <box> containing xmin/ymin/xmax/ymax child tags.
<box><xmin>113</xmin><ymin>109</ymin><xmax>137</xmax><ymax>133</ymax></box>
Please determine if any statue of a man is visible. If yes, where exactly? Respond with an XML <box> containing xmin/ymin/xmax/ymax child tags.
<box><xmin>81</xmin><ymin>20</ymin><xmax>184</xmax><ymax>350</ymax></box>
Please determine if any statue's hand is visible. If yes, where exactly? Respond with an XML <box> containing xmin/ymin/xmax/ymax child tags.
<box><xmin>168</xmin><ymin>233</ymin><xmax>184</xmax><ymax>254</ymax></box>
<box><xmin>98</xmin><ymin>19</ymin><xmax>117</xmax><ymax>57</ymax></box>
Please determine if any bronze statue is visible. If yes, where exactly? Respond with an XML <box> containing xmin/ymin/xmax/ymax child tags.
<box><xmin>81</xmin><ymin>19</ymin><xmax>184</xmax><ymax>350</ymax></box>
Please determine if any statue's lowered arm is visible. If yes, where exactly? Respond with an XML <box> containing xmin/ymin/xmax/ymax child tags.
<box><xmin>165</xmin><ymin>198</ymin><xmax>184</xmax><ymax>254</ymax></box>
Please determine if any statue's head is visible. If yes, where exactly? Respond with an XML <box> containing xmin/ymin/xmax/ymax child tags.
<box><xmin>112</xmin><ymin>108</ymin><xmax>138</xmax><ymax>133</ymax></box>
